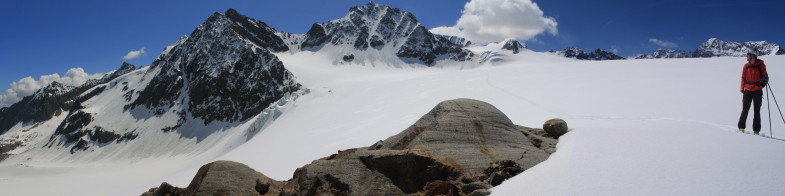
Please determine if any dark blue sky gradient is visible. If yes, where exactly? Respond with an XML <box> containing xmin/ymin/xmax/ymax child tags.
<box><xmin>1</xmin><ymin>0</ymin><xmax>783</xmax><ymax>88</ymax></box>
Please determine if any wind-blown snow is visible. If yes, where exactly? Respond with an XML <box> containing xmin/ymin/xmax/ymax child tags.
<box><xmin>1</xmin><ymin>48</ymin><xmax>784</xmax><ymax>195</ymax></box>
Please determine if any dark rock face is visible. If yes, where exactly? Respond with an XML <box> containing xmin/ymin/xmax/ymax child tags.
<box><xmin>397</xmin><ymin>26</ymin><xmax>472</xmax><ymax>65</ymax></box>
<box><xmin>301</xmin><ymin>23</ymin><xmax>329</xmax><ymax>49</ymax></box>
<box><xmin>550</xmin><ymin>48</ymin><xmax>625</xmax><ymax>60</ymax></box>
<box><xmin>436</xmin><ymin>34</ymin><xmax>472</xmax><ymax>47</ymax></box>
<box><xmin>359</xmin><ymin>152</ymin><xmax>463</xmax><ymax>194</ymax></box>
<box><xmin>501</xmin><ymin>40</ymin><xmax>526</xmax><ymax>54</ymax></box>
<box><xmin>0</xmin><ymin>141</ymin><xmax>23</xmax><ymax>161</ymax></box>
<box><xmin>105</xmin><ymin>62</ymin><xmax>138</xmax><ymax>80</ymax></box>
<box><xmin>299</xmin><ymin>2</ymin><xmax>473</xmax><ymax>65</ymax></box>
<box><xmin>144</xmin><ymin>99</ymin><xmax>561</xmax><ymax>196</ymax></box>
<box><xmin>223</xmin><ymin>9</ymin><xmax>289</xmax><ymax>52</ymax></box>
<box><xmin>128</xmin><ymin>9</ymin><xmax>299</xmax><ymax>125</ymax></box>
<box><xmin>0</xmin><ymin>62</ymin><xmax>137</xmax><ymax>135</ymax></box>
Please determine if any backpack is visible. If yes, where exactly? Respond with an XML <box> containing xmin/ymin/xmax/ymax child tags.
<box><xmin>745</xmin><ymin>62</ymin><xmax>769</xmax><ymax>87</ymax></box>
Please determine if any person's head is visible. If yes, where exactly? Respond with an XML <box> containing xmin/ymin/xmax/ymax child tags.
<box><xmin>747</xmin><ymin>53</ymin><xmax>758</xmax><ymax>63</ymax></box>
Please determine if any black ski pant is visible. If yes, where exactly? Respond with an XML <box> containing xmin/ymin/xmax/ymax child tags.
<box><xmin>738</xmin><ymin>90</ymin><xmax>763</xmax><ymax>132</ymax></box>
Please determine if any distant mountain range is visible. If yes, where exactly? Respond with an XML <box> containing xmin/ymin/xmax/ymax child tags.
<box><xmin>548</xmin><ymin>48</ymin><xmax>626</xmax><ymax>60</ymax></box>
<box><xmin>635</xmin><ymin>38</ymin><xmax>785</xmax><ymax>59</ymax></box>
<box><xmin>545</xmin><ymin>38</ymin><xmax>784</xmax><ymax>60</ymax></box>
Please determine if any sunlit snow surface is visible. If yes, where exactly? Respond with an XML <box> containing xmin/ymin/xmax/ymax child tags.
<box><xmin>2</xmin><ymin>48</ymin><xmax>784</xmax><ymax>195</ymax></box>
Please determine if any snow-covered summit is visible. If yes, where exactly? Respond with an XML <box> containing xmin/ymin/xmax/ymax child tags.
<box><xmin>134</xmin><ymin>8</ymin><xmax>299</xmax><ymax>124</ymax></box>
<box><xmin>102</xmin><ymin>62</ymin><xmax>137</xmax><ymax>80</ymax></box>
<box><xmin>501</xmin><ymin>39</ymin><xmax>526</xmax><ymax>54</ymax></box>
<box><xmin>694</xmin><ymin>38</ymin><xmax>784</xmax><ymax>57</ymax></box>
<box><xmin>31</xmin><ymin>81</ymin><xmax>74</xmax><ymax>100</ymax></box>
<box><xmin>292</xmin><ymin>2</ymin><xmax>473</xmax><ymax>65</ymax></box>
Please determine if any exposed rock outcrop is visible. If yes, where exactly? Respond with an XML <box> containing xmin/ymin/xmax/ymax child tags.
<box><xmin>142</xmin><ymin>99</ymin><xmax>564</xmax><ymax>195</ymax></box>
<box><xmin>142</xmin><ymin>161</ymin><xmax>283</xmax><ymax>196</ymax></box>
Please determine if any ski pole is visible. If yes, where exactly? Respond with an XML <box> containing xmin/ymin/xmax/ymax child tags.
<box><xmin>766</xmin><ymin>84</ymin><xmax>785</xmax><ymax>133</ymax></box>
<box><xmin>767</xmin><ymin>84</ymin><xmax>772</xmax><ymax>137</ymax></box>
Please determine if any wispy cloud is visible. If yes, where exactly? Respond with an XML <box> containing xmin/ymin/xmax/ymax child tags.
<box><xmin>123</xmin><ymin>47</ymin><xmax>146</xmax><ymax>60</ymax></box>
<box><xmin>430</xmin><ymin>0</ymin><xmax>558</xmax><ymax>44</ymax></box>
<box><xmin>649</xmin><ymin>38</ymin><xmax>678</xmax><ymax>48</ymax></box>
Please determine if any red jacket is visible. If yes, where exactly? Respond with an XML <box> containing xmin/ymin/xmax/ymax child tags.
<box><xmin>741</xmin><ymin>59</ymin><xmax>768</xmax><ymax>92</ymax></box>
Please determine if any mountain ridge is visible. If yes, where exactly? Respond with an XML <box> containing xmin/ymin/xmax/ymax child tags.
<box><xmin>637</xmin><ymin>38</ymin><xmax>785</xmax><ymax>59</ymax></box>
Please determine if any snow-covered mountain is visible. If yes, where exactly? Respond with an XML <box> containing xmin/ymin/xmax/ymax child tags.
<box><xmin>637</xmin><ymin>38</ymin><xmax>785</xmax><ymax>59</ymax></box>
<box><xmin>0</xmin><ymin>8</ymin><xmax>300</xmax><ymax>162</ymax></box>
<box><xmin>549</xmin><ymin>48</ymin><xmax>625</xmax><ymax>60</ymax></box>
<box><xmin>0</xmin><ymin>63</ymin><xmax>137</xmax><ymax>136</ymax></box>
<box><xmin>501</xmin><ymin>39</ymin><xmax>526</xmax><ymax>54</ymax></box>
<box><xmin>634</xmin><ymin>49</ymin><xmax>693</xmax><ymax>59</ymax></box>
<box><xmin>284</xmin><ymin>2</ymin><xmax>474</xmax><ymax>65</ymax></box>
<box><xmin>694</xmin><ymin>38</ymin><xmax>785</xmax><ymax>57</ymax></box>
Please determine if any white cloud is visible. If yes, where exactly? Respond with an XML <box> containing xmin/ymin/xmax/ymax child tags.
<box><xmin>0</xmin><ymin>68</ymin><xmax>103</xmax><ymax>107</ymax></box>
<box><xmin>123</xmin><ymin>47</ymin><xmax>146</xmax><ymax>60</ymax></box>
<box><xmin>430</xmin><ymin>0</ymin><xmax>558</xmax><ymax>44</ymax></box>
<box><xmin>649</xmin><ymin>38</ymin><xmax>678</xmax><ymax>48</ymax></box>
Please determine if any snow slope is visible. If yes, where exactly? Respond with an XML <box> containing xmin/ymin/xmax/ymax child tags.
<box><xmin>1</xmin><ymin>48</ymin><xmax>784</xmax><ymax>195</ymax></box>
<box><xmin>166</xmin><ymin>51</ymin><xmax>785</xmax><ymax>195</ymax></box>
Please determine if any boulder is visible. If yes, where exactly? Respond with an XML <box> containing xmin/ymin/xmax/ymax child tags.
<box><xmin>543</xmin><ymin>118</ymin><xmax>568</xmax><ymax>139</ymax></box>
<box><xmin>142</xmin><ymin>99</ymin><xmax>561</xmax><ymax>196</ymax></box>
<box><xmin>141</xmin><ymin>160</ymin><xmax>283</xmax><ymax>196</ymax></box>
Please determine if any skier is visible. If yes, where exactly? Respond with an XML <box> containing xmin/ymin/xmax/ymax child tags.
<box><xmin>738</xmin><ymin>53</ymin><xmax>769</xmax><ymax>135</ymax></box>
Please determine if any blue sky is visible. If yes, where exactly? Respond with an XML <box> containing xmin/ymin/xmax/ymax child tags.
<box><xmin>1</xmin><ymin>0</ymin><xmax>784</xmax><ymax>102</ymax></box>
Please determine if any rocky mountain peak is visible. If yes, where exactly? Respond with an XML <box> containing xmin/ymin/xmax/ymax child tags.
<box><xmin>103</xmin><ymin>62</ymin><xmax>137</xmax><ymax>80</ymax></box>
<box><xmin>694</xmin><ymin>38</ymin><xmax>783</xmax><ymax>57</ymax></box>
<box><xmin>501</xmin><ymin>39</ymin><xmax>526</xmax><ymax>54</ymax></box>
<box><xmin>130</xmin><ymin>8</ymin><xmax>300</xmax><ymax>124</ymax></box>
<box><xmin>32</xmin><ymin>81</ymin><xmax>73</xmax><ymax>100</ymax></box>
<box><xmin>298</xmin><ymin>2</ymin><xmax>472</xmax><ymax>65</ymax></box>
<box><xmin>195</xmin><ymin>8</ymin><xmax>289</xmax><ymax>53</ymax></box>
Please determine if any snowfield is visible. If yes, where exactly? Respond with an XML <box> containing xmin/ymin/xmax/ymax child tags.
<box><xmin>1</xmin><ymin>49</ymin><xmax>784</xmax><ymax>195</ymax></box>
